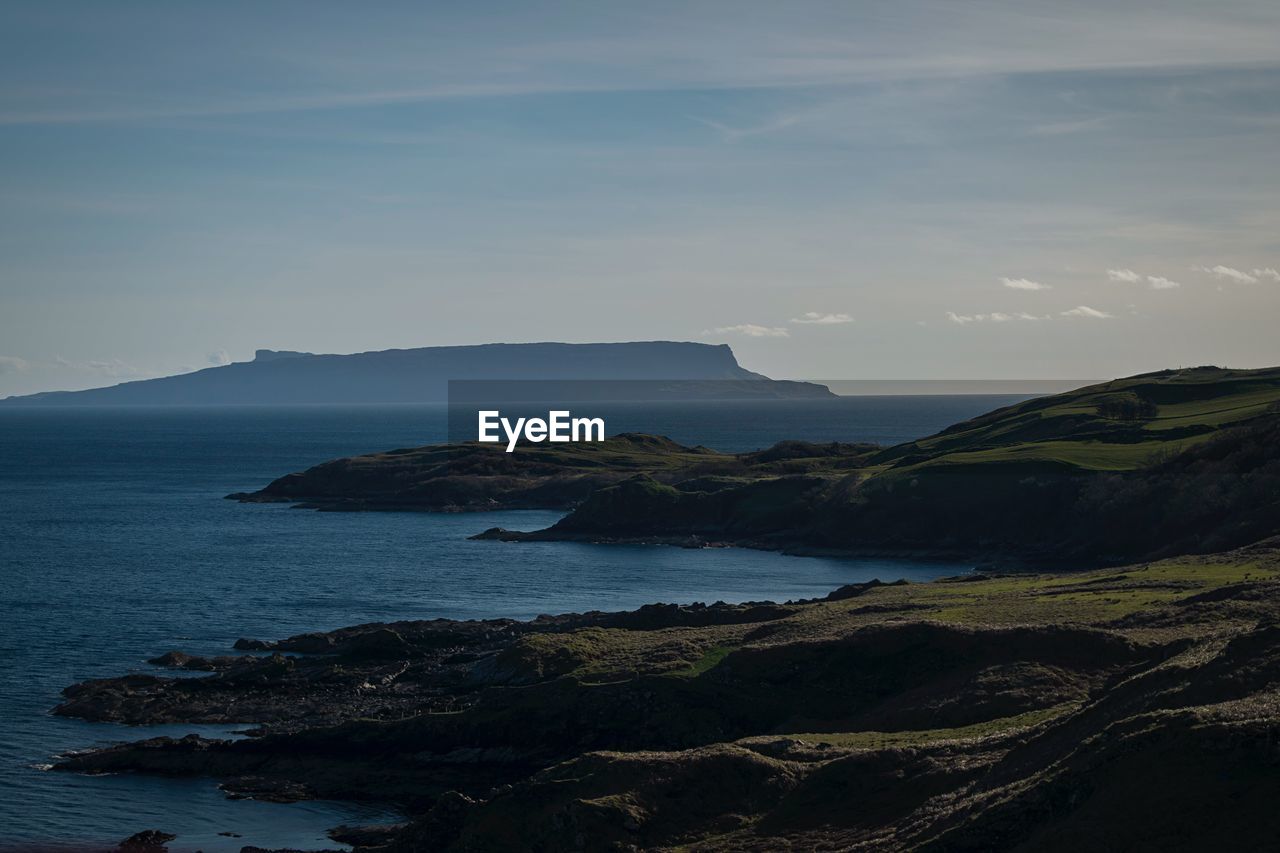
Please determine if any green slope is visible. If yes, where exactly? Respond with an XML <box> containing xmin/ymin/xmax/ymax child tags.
<box><xmin>539</xmin><ymin>366</ymin><xmax>1280</xmax><ymax>565</ymax></box>
<box><xmin>874</xmin><ymin>365</ymin><xmax>1280</xmax><ymax>473</ymax></box>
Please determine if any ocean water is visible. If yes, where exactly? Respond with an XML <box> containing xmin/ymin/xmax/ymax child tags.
<box><xmin>0</xmin><ymin>396</ymin><xmax>1027</xmax><ymax>852</ymax></box>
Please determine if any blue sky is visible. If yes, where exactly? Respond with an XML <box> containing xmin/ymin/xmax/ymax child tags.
<box><xmin>2</xmin><ymin>0</ymin><xmax>1280</xmax><ymax>394</ymax></box>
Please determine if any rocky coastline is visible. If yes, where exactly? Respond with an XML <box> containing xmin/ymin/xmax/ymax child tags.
<box><xmin>51</xmin><ymin>542</ymin><xmax>1280</xmax><ymax>851</ymax></box>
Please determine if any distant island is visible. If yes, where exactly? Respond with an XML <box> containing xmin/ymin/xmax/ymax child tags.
<box><xmin>0</xmin><ymin>341</ymin><xmax>834</xmax><ymax>405</ymax></box>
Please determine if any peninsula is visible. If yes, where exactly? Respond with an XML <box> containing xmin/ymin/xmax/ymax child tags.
<box><xmin>234</xmin><ymin>365</ymin><xmax>1280</xmax><ymax>567</ymax></box>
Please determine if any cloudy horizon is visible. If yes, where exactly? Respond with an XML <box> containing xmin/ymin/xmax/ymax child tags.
<box><xmin>3</xmin><ymin>1</ymin><xmax>1279</xmax><ymax>395</ymax></box>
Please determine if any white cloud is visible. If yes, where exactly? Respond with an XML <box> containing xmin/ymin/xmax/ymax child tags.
<box><xmin>790</xmin><ymin>312</ymin><xmax>853</xmax><ymax>325</ymax></box>
<box><xmin>1252</xmin><ymin>267</ymin><xmax>1280</xmax><ymax>282</ymax></box>
<box><xmin>0</xmin><ymin>356</ymin><xmax>29</xmax><ymax>374</ymax></box>
<box><xmin>1029</xmin><ymin>117</ymin><xmax>1109</xmax><ymax>137</ymax></box>
<box><xmin>708</xmin><ymin>324</ymin><xmax>790</xmax><ymax>338</ymax></box>
<box><xmin>208</xmin><ymin>349</ymin><xmax>231</xmax><ymax>366</ymax></box>
<box><xmin>1109</xmin><ymin>268</ymin><xmax>1180</xmax><ymax>289</ymax></box>
<box><xmin>1107</xmin><ymin>268</ymin><xmax>1142</xmax><ymax>283</ymax></box>
<box><xmin>690</xmin><ymin>112</ymin><xmax>805</xmax><ymax>142</ymax></box>
<box><xmin>946</xmin><ymin>311</ymin><xmax>1043</xmax><ymax>325</ymax></box>
<box><xmin>1061</xmin><ymin>305</ymin><xmax>1113</xmax><ymax>319</ymax></box>
<box><xmin>1194</xmin><ymin>265</ymin><xmax>1258</xmax><ymax>284</ymax></box>
<box><xmin>1000</xmin><ymin>277</ymin><xmax>1051</xmax><ymax>291</ymax></box>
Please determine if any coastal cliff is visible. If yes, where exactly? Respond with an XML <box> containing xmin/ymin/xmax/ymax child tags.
<box><xmin>529</xmin><ymin>366</ymin><xmax>1280</xmax><ymax>565</ymax></box>
<box><xmin>234</xmin><ymin>365</ymin><xmax>1280</xmax><ymax>567</ymax></box>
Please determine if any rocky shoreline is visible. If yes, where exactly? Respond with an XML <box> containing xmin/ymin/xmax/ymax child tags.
<box><xmin>467</xmin><ymin>523</ymin><xmax>1071</xmax><ymax>569</ymax></box>
<box><xmin>50</xmin><ymin>543</ymin><xmax>1280</xmax><ymax>851</ymax></box>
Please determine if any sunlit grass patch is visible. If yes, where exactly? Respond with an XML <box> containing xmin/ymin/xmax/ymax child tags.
<box><xmin>819</xmin><ymin>556</ymin><xmax>1280</xmax><ymax>628</ymax></box>
<box><xmin>779</xmin><ymin>702</ymin><xmax>1079</xmax><ymax>749</ymax></box>
<box><xmin>666</xmin><ymin>644</ymin><xmax>736</xmax><ymax>679</ymax></box>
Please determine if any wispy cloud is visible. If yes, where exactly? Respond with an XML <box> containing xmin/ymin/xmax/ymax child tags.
<box><xmin>1029</xmin><ymin>116</ymin><xmax>1109</xmax><ymax>136</ymax></box>
<box><xmin>790</xmin><ymin>312</ymin><xmax>853</xmax><ymax>325</ymax></box>
<box><xmin>1107</xmin><ymin>268</ymin><xmax>1142</xmax><ymax>283</ymax></box>
<box><xmin>946</xmin><ymin>311</ymin><xmax>1043</xmax><ymax>324</ymax></box>
<box><xmin>208</xmin><ymin>350</ymin><xmax>231</xmax><ymax>366</ymax></box>
<box><xmin>1061</xmin><ymin>305</ymin><xmax>1113</xmax><ymax>319</ymax></box>
<box><xmin>1194</xmin><ymin>265</ymin><xmax>1258</xmax><ymax>284</ymax></box>
<box><xmin>708</xmin><ymin>324</ymin><xmax>790</xmax><ymax>338</ymax></box>
<box><xmin>1146</xmin><ymin>275</ymin><xmax>1180</xmax><ymax>290</ymax></box>
<box><xmin>0</xmin><ymin>356</ymin><xmax>29</xmax><ymax>375</ymax></box>
<box><xmin>10</xmin><ymin>4</ymin><xmax>1280</xmax><ymax>127</ymax></box>
<box><xmin>54</xmin><ymin>356</ymin><xmax>152</xmax><ymax>379</ymax></box>
<box><xmin>690</xmin><ymin>113</ymin><xmax>805</xmax><ymax>142</ymax></box>
<box><xmin>1253</xmin><ymin>267</ymin><xmax>1280</xmax><ymax>282</ymax></box>
<box><xmin>0</xmin><ymin>81</ymin><xmax>653</xmax><ymax>127</ymax></box>
<box><xmin>1000</xmin><ymin>277</ymin><xmax>1051</xmax><ymax>291</ymax></box>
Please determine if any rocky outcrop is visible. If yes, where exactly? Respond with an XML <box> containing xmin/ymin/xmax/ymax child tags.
<box><xmin>117</xmin><ymin>830</ymin><xmax>176</xmax><ymax>852</ymax></box>
<box><xmin>49</xmin><ymin>545</ymin><xmax>1280</xmax><ymax>851</ymax></box>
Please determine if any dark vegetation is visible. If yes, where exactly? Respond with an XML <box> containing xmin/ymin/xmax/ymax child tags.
<box><xmin>235</xmin><ymin>366</ymin><xmax>1280</xmax><ymax>566</ymax></box>
<box><xmin>53</xmin><ymin>545</ymin><xmax>1280</xmax><ymax>851</ymax></box>
<box><xmin>228</xmin><ymin>434</ymin><xmax>875</xmax><ymax>512</ymax></box>
<box><xmin>801</xmin><ymin>410</ymin><xmax>1280</xmax><ymax>563</ymax></box>
<box><xmin>479</xmin><ymin>367</ymin><xmax>1280</xmax><ymax>566</ymax></box>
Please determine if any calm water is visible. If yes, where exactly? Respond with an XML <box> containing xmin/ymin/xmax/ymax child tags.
<box><xmin>0</xmin><ymin>396</ymin><xmax>1026</xmax><ymax>851</ymax></box>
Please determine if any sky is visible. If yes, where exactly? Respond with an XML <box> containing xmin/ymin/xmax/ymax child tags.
<box><xmin>2</xmin><ymin>0</ymin><xmax>1280</xmax><ymax>395</ymax></box>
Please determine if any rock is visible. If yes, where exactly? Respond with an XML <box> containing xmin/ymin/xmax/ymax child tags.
<box><xmin>824</xmin><ymin>580</ymin><xmax>885</xmax><ymax>601</ymax></box>
<box><xmin>148</xmin><ymin>651</ymin><xmax>196</xmax><ymax>668</ymax></box>
<box><xmin>148</xmin><ymin>650</ymin><xmax>253</xmax><ymax>671</ymax></box>
<box><xmin>117</xmin><ymin>829</ymin><xmax>176</xmax><ymax>851</ymax></box>
<box><xmin>220</xmin><ymin>775</ymin><xmax>314</xmax><ymax>803</ymax></box>
<box><xmin>327</xmin><ymin>822</ymin><xmax>404</xmax><ymax>847</ymax></box>
<box><xmin>345</xmin><ymin>627</ymin><xmax>414</xmax><ymax>660</ymax></box>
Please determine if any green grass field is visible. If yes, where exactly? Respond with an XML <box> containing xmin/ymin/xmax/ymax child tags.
<box><xmin>880</xmin><ymin>366</ymin><xmax>1280</xmax><ymax>475</ymax></box>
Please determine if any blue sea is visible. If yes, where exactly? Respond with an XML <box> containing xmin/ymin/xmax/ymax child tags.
<box><xmin>0</xmin><ymin>396</ymin><xmax>1028</xmax><ymax>852</ymax></box>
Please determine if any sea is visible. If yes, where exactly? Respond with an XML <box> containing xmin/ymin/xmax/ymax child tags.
<box><xmin>0</xmin><ymin>395</ymin><xmax>1029</xmax><ymax>851</ymax></box>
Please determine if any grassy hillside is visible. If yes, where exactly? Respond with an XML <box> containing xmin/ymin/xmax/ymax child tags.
<box><xmin>235</xmin><ymin>365</ymin><xmax>1280</xmax><ymax>565</ymax></box>
<box><xmin>231</xmin><ymin>433</ymin><xmax>875</xmax><ymax>511</ymax></box>
<box><xmin>535</xmin><ymin>366</ymin><xmax>1280</xmax><ymax>565</ymax></box>
<box><xmin>54</xmin><ymin>541</ymin><xmax>1280</xmax><ymax>851</ymax></box>
<box><xmin>874</xmin><ymin>365</ymin><xmax>1280</xmax><ymax>472</ymax></box>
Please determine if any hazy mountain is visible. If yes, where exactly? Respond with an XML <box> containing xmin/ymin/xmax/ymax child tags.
<box><xmin>0</xmin><ymin>342</ymin><xmax>833</xmax><ymax>405</ymax></box>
